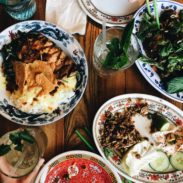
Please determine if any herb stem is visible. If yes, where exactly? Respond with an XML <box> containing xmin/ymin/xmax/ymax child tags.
<box><xmin>75</xmin><ymin>130</ymin><xmax>95</xmax><ymax>152</ymax></box>
<box><xmin>153</xmin><ymin>0</ymin><xmax>160</xmax><ymax>29</ymax></box>
<box><xmin>145</xmin><ymin>0</ymin><xmax>151</xmax><ymax>15</ymax></box>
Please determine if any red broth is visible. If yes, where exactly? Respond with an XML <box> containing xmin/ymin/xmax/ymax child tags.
<box><xmin>45</xmin><ymin>158</ymin><xmax>113</xmax><ymax>183</ymax></box>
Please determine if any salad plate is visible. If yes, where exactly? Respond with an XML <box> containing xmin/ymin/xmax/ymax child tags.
<box><xmin>133</xmin><ymin>0</ymin><xmax>183</xmax><ymax>103</ymax></box>
<box><xmin>35</xmin><ymin>150</ymin><xmax>121</xmax><ymax>183</ymax></box>
<box><xmin>93</xmin><ymin>94</ymin><xmax>183</xmax><ymax>183</ymax></box>
<box><xmin>77</xmin><ymin>0</ymin><xmax>144</xmax><ymax>26</ymax></box>
<box><xmin>0</xmin><ymin>21</ymin><xmax>88</xmax><ymax>126</ymax></box>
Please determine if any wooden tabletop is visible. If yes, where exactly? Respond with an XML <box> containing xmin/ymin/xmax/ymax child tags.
<box><xmin>0</xmin><ymin>0</ymin><xmax>182</xmax><ymax>168</ymax></box>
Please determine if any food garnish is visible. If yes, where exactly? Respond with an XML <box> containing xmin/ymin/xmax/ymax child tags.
<box><xmin>102</xmin><ymin>19</ymin><xmax>135</xmax><ymax>70</ymax></box>
<box><xmin>99</xmin><ymin>99</ymin><xmax>183</xmax><ymax>176</ymax></box>
<box><xmin>0</xmin><ymin>129</ymin><xmax>35</xmax><ymax>155</ymax></box>
<box><xmin>137</xmin><ymin>9</ymin><xmax>183</xmax><ymax>93</ymax></box>
<box><xmin>1</xmin><ymin>31</ymin><xmax>78</xmax><ymax>113</ymax></box>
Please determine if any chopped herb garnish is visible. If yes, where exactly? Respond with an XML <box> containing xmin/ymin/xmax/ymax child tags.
<box><xmin>102</xmin><ymin>19</ymin><xmax>135</xmax><ymax>70</ymax></box>
<box><xmin>0</xmin><ymin>129</ymin><xmax>35</xmax><ymax>156</ymax></box>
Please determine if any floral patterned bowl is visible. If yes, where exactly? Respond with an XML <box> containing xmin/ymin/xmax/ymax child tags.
<box><xmin>93</xmin><ymin>94</ymin><xmax>183</xmax><ymax>183</ymax></box>
<box><xmin>35</xmin><ymin>150</ymin><xmax>121</xmax><ymax>183</ymax></box>
<box><xmin>133</xmin><ymin>0</ymin><xmax>183</xmax><ymax>103</ymax></box>
<box><xmin>0</xmin><ymin>21</ymin><xmax>88</xmax><ymax>126</ymax></box>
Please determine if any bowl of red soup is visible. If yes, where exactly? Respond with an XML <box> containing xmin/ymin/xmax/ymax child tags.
<box><xmin>35</xmin><ymin>150</ymin><xmax>121</xmax><ymax>183</ymax></box>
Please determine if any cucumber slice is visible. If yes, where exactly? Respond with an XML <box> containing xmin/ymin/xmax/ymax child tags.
<box><xmin>170</xmin><ymin>152</ymin><xmax>183</xmax><ymax>170</ymax></box>
<box><xmin>149</xmin><ymin>151</ymin><xmax>169</xmax><ymax>172</ymax></box>
<box><xmin>160</xmin><ymin>123</ymin><xmax>175</xmax><ymax>131</ymax></box>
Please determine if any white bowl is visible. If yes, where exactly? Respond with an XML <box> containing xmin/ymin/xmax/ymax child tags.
<box><xmin>91</xmin><ymin>0</ymin><xmax>145</xmax><ymax>16</ymax></box>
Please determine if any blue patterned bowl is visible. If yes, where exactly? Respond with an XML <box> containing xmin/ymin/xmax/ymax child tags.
<box><xmin>133</xmin><ymin>0</ymin><xmax>183</xmax><ymax>103</ymax></box>
<box><xmin>0</xmin><ymin>21</ymin><xmax>88</xmax><ymax>125</ymax></box>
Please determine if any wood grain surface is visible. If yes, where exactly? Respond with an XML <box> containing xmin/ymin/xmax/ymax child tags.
<box><xmin>0</xmin><ymin>0</ymin><xmax>182</xmax><ymax>177</ymax></box>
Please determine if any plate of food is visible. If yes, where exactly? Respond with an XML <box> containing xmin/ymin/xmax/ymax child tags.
<box><xmin>0</xmin><ymin>21</ymin><xmax>88</xmax><ymax>125</ymax></box>
<box><xmin>93</xmin><ymin>94</ymin><xmax>183</xmax><ymax>183</ymax></box>
<box><xmin>78</xmin><ymin>0</ymin><xmax>145</xmax><ymax>26</ymax></box>
<box><xmin>35</xmin><ymin>150</ymin><xmax>121</xmax><ymax>183</ymax></box>
<box><xmin>133</xmin><ymin>0</ymin><xmax>183</xmax><ymax>102</ymax></box>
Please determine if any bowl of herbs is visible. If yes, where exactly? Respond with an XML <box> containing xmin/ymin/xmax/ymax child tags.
<box><xmin>133</xmin><ymin>0</ymin><xmax>183</xmax><ymax>102</ymax></box>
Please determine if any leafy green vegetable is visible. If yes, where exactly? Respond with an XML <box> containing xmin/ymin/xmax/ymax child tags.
<box><xmin>139</xmin><ymin>56</ymin><xmax>164</xmax><ymax>70</ymax></box>
<box><xmin>0</xmin><ymin>129</ymin><xmax>35</xmax><ymax>156</ymax></box>
<box><xmin>121</xmin><ymin>19</ymin><xmax>135</xmax><ymax>54</ymax></box>
<box><xmin>0</xmin><ymin>144</ymin><xmax>11</xmax><ymax>156</ymax></box>
<box><xmin>103</xmin><ymin>147</ymin><xmax>113</xmax><ymax>159</ymax></box>
<box><xmin>151</xmin><ymin>113</ymin><xmax>169</xmax><ymax>131</ymax></box>
<box><xmin>137</xmin><ymin>8</ymin><xmax>183</xmax><ymax>93</ymax></box>
<box><xmin>102</xmin><ymin>19</ymin><xmax>135</xmax><ymax>70</ymax></box>
<box><xmin>167</xmin><ymin>77</ymin><xmax>183</xmax><ymax>93</ymax></box>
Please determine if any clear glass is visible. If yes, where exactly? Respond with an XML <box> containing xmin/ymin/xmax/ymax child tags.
<box><xmin>93</xmin><ymin>27</ymin><xmax>139</xmax><ymax>77</ymax></box>
<box><xmin>5</xmin><ymin>0</ymin><xmax>36</xmax><ymax>20</ymax></box>
<box><xmin>0</xmin><ymin>127</ymin><xmax>47</xmax><ymax>178</ymax></box>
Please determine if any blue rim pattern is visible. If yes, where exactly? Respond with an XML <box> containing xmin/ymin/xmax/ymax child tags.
<box><xmin>0</xmin><ymin>21</ymin><xmax>88</xmax><ymax>125</ymax></box>
<box><xmin>133</xmin><ymin>0</ymin><xmax>183</xmax><ymax>103</ymax></box>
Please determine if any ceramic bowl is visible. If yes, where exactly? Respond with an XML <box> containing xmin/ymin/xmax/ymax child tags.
<box><xmin>93</xmin><ymin>93</ymin><xmax>183</xmax><ymax>183</ymax></box>
<box><xmin>0</xmin><ymin>21</ymin><xmax>88</xmax><ymax>125</ymax></box>
<box><xmin>133</xmin><ymin>0</ymin><xmax>183</xmax><ymax>103</ymax></box>
<box><xmin>35</xmin><ymin>150</ymin><xmax>121</xmax><ymax>183</ymax></box>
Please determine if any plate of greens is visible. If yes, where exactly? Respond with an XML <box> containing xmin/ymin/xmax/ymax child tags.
<box><xmin>133</xmin><ymin>0</ymin><xmax>183</xmax><ymax>102</ymax></box>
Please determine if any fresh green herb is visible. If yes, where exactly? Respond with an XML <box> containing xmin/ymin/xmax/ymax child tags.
<box><xmin>102</xmin><ymin>19</ymin><xmax>135</xmax><ymax>70</ymax></box>
<box><xmin>153</xmin><ymin>0</ymin><xmax>160</xmax><ymax>29</ymax></box>
<box><xmin>167</xmin><ymin>77</ymin><xmax>183</xmax><ymax>94</ymax></box>
<box><xmin>146</xmin><ymin>0</ymin><xmax>151</xmax><ymax>15</ymax></box>
<box><xmin>137</xmin><ymin>8</ymin><xmax>183</xmax><ymax>93</ymax></box>
<box><xmin>0</xmin><ymin>144</ymin><xmax>11</xmax><ymax>156</ymax></box>
<box><xmin>103</xmin><ymin>147</ymin><xmax>113</xmax><ymax>159</ymax></box>
<box><xmin>0</xmin><ymin>130</ymin><xmax>35</xmax><ymax>156</ymax></box>
<box><xmin>151</xmin><ymin>113</ymin><xmax>169</xmax><ymax>131</ymax></box>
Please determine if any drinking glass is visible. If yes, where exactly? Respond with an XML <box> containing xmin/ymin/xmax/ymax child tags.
<box><xmin>93</xmin><ymin>27</ymin><xmax>139</xmax><ymax>77</ymax></box>
<box><xmin>0</xmin><ymin>127</ymin><xmax>47</xmax><ymax>178</ymax></box>
<box><xmin>5</xmin><ymin>0</ymin><xmax>36</xmax><ymax>20</ymax></box>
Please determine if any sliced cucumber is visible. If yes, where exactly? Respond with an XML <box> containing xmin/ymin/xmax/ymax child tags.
<box><xmin>149</xmin><ymin>151</ymin><xmax>169</xmax><ymax>172</ymax></box>
<box><xmin>160</xmin><ymin>123</ymin><xmax>175</xmax><ymax>132</ymax></box>
<box><xmin>170</xmin><ymin>152</ymin><xmax>183</xmax><ymax>170</ymax></box>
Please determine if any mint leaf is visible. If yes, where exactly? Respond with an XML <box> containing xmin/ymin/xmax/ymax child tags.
<box><xmin>0</xmin><ymin>144</ymin><xmax>11</xmax><ymax>156</ymax></box>
<box><xmin>9</xmin><ymin>132</ymin><xmax>21</xmax><ymax>145</ymax></box>
<box><xmin>14</xmin><ymin>144</ymin><xmax>23</xmax><ymax>152</ymax></box>
<box><xmin>121</xmin><ymin>19</ymin><xmax>135</xmax><ymax>54</ymax></box>
<box><xmin>19</xmin><ymin>130</ymin><xmax>35</xmax><ymax>144</ymax></box>
<box><xmin>104</xmin><ymin>147</ymin><xmax>113</xmax><ymax>159</ymax></box>
<box><xmin>167</xmin><ymin>77</ymin><xmax>183</xmax><ymax>93</ymax></box>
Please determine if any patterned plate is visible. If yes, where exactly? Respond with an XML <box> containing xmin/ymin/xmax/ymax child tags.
<box><xmin>93</xmin><ymin>94</ymin><xmax>183</xmax><ymax>183</ymax></box>
<box><xmin>35</xmin><ymin>150</ymin><xmax>121</xmax><ymax>183</ymax></box>
<box><xmin>133</xmin><ymin>0</ymin><xmax>183</xmax><ymax>103</ymax></box>
<box><xmin>78</xmin><ymin>0</ymin><xmax>135</xmax><ymax>26</ymax></box>
<box><xmin>0</xmin><ymin>21</ymin><xmax>88</xmax><ymax>126</ymax></box>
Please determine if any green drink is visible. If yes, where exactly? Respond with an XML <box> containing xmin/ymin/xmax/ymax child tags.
<box><xmin>0</xmin><ymin>128</ymin><xmax>47</xmax><ymax>178</ymax></box>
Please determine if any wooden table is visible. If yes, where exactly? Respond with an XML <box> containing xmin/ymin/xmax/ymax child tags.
<box><xmin>0</xmin><ymin>0</ymin><xmax>182</xmax><ymax>172</ymax></box>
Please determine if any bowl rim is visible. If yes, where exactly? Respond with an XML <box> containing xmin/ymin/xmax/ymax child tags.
<box><xmin>133</xmin><ymin>0</ymin><xmax>183</xmax><ymax>103</ymax></box>
<box><xmin>92</xmin><ymin>93</ymin><xmax>183</xmax><ymax>183</ymax></box>
<box><xmin>35</xmin><ymin>150</ymin><xmax>122</xmax><ymax>183</ymax></box>
<box><xmin>0</xmin><ymin>20</ymin><xmax>88</xmax><ymax>126</ymax></box>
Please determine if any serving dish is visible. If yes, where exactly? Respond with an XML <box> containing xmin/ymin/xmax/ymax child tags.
<box><xmin>0</xmin><ymin>21</ymin><xmax>88</xmax><ymax>125</ymax></box>
<box><xmin>35</xmin><ymin>150</ymin><xmax>121</xmax><ymax>183</ymax></box>
<box><xmin>77</xmin><ymin>0</ymin><xmax>142</xmax><ymax>26</ymax></box>
<box><xmin>133</xmin><ymin>0</ymin><xmax>183</xmax><ymax>103</ymax></box>
<box><xmin>93</xmin><ymin>94</ymin><xmax>183</xmax><ymax>183</ymax></box>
